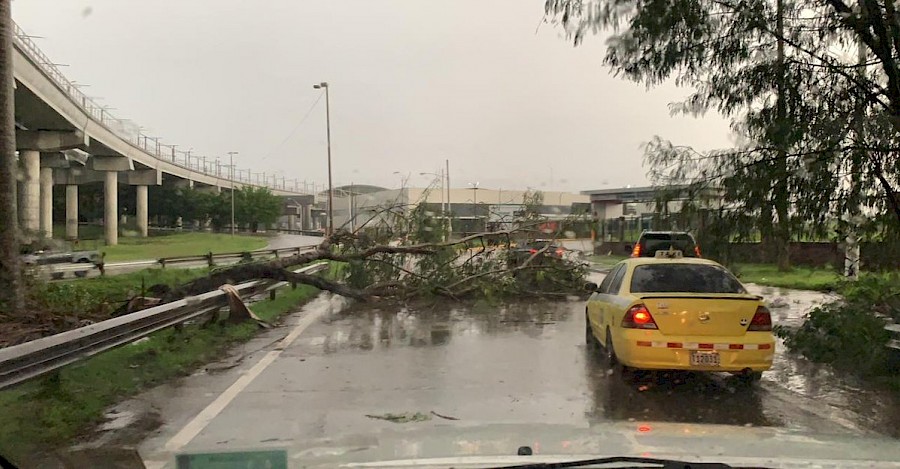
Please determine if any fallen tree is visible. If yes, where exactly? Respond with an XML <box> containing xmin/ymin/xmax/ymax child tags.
<box><xmin>160</xmin><ymin>193</ymin><xmax>589</xmax><ymax>304</ymax></box>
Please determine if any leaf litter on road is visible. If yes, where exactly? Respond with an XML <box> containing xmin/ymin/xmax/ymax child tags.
<box><xmin>364</xmin><ymin>410</ymin><xmax>460</xmax><ymax>423</ymax></box>
<box><xmin>365</xmin><ymin>412</ymin><xmax>432</xmax><ymax>423</ymax></box>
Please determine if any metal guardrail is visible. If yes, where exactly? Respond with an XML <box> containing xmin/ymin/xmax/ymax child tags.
<box><xmin>35</xmin><ymin>245</ymin><xmax>322</xmax><ymax>280</ymax></box>
<box><xmin>11</xmin><ymin>22</ymin><xmax>322</xmax><ymax>196</ymax></box>
<box><xmin>154</xmin><ymin>245</ymin><xmax>319</xmax><ymax>268</ymax></box>
<box><xmin>887</xmin><ymin>323</ymin><xmax>900</xmax><ymax>351</ymax></box>
<box><xmin>272</xmin><ymin>228</ymin><xmax>328</xmax><ymax>237</ymax></box>
<box><xmin>0</xmin><ymin>263</ymin><xmax>328</xmax><ymax>390</ymax></box>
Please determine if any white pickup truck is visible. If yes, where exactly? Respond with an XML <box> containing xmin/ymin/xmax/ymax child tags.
<box><xmin>21</xmin><ymin>249</ymin><xmax>101</xmax><ymax>266</ymax></box>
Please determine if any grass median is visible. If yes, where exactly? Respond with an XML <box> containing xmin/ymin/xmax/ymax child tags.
<box><xmin>733</xmin><ymin>263</ymin><xmax>841</xmax><ymax>291</ymax></box>
<box><xmin>0</xmin><ymin>269</ymin><xmax>320</xmax><ymax>464</ymax></box>
<box><xmin>100</xmin><ymin>233</ymin><xmax>268</xmax><ymax>262</ymax></box>
<box><xmin>33</xmin><ymin>268</ymin><xmax>211</xmax><ymax>320</ymax></box>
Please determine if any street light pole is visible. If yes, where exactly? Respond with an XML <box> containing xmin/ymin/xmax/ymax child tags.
<box><xmin>228</xmin><ymin>151</ymin><xmax>238</xmax><ymax>235</ymax></box>
<box><xmin>468</xmin><ymin>181</ymin><xmax>479</xmax><ymax>232</ymax></box>
<box><xmin>313</xmin><ymin>81</ymin><xmax>334</xmax><ymax>236</ymax></box>
<box><xmin>445</xmin><ymin>159</ymin><xmax>451</xmax><ymax>236</ymax></box>
<box><xmin>419</xmin><ymin>170</ymin><xmax>445</xmax><ymax>216</ymax></box>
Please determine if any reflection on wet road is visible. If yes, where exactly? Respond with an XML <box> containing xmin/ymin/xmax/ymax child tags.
<box><xmin>169</xmin><ymin>297</ymin><xmax>897</xmax><ymax>451</ymax></box>
<box><xmin>143</xmin><ymin>287</ymin><xmax>899</xmax><ymax>461</ymax></box>
<box><xmin>301</xmin><ymin>299</ymin><xmax>896</xmax><ymax>436</ymax></box>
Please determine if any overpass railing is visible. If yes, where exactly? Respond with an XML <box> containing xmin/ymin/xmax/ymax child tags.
<box><xmin>12</xmin><ymin>22</ymin><xmax>323</xmax><ymax>195</ymax></box>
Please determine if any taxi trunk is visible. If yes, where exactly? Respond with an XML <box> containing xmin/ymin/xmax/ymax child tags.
<box><xmin>638</xmin><ymin>294</ymin><xmax>761</xmax><ymax>337</ymax></box>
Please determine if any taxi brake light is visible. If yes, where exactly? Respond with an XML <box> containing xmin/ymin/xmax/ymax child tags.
<box><xmin>748</xmin><ymin>306</ymin><xmax>772</xmax><ymax>331</ymax></box>
<box><xmin>622</xmin><ymin>304</ymin><xmax>658</xmax><ymax>330</ymax></box>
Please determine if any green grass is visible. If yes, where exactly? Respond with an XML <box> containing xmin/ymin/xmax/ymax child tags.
<box><xmin>99</xmin><ymin>233</ymin><xmax>268</xmax><ymax>262</ymax></box>
<box><xmin>37</xmin><ymin>268</ymin><xmax>212</xmax><ymax>317</ymax></box>
<box><xmin>51</xmin><ymin>223</ymin><xmax>105</xmax><ymax>241</ymax></box>
<box><xmin>733</xmin><ymin>263</ymin><xmax>841</xmax><ymax>291</ymax></box>
<box><xmin>0</xmin><ymin>282</ymin><xmax>319</xmax><ymax>464</ymax></box>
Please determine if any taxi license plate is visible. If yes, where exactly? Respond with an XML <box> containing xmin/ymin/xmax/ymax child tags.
<box><xmin>690</xmin><ymin>351</ymin><xmax>720</xmax><ymax>367</ymax></box>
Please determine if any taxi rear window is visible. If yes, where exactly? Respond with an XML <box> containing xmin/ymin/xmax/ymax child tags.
<box><xmin>630</xmin><ymin>264</ymin><xmax>746</xmax><ymax>294</ymax></box>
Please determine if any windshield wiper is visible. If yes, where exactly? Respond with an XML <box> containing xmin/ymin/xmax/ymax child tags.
<box><xmin>492</xmin><ymin>455</ymin><xmax>738</xmax><ymax>469</ymax></box>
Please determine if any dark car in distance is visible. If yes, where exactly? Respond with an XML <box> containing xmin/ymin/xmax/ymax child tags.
<box><xmin>630</xmin><ymin>231</ymin><xmax>701</xmax><ymax>258</ymax></box>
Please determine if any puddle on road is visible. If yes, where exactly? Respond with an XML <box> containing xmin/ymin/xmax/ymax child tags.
<box><xmin>745</xmin><ymin>283</ymin><xmax>838</xmax><ymax>329</ymax></box>
<box><xmin>747</xmin><ymin>284</ymin><xmax>900</xmax><ymax>437</ymax></box>
<box><xmin>299</xmin><ymin>293</ymin><xmax>899</xmax><ymax>439</ymax></box>
<box><xmin>315</xmin><ymin>301</ymin><xmax>573</xmax><ymax>353</ymax></box>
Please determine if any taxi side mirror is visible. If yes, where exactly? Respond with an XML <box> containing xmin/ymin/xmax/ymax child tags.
<box><xmin>584</xmin><ymin>282</ymin><xmax>599</xmax><ymax>292</ymax></box>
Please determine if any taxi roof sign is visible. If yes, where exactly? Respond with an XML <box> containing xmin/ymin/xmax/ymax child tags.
<box><xmin>655</xmin><ymin>248</ymin><xmax>684</xmax><ymax>259</ymax></box>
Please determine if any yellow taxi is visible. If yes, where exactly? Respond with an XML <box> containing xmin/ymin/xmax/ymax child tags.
<box><xmin>584</xmin><ymin>250</ymin><xmax>775</xmax><ymax>381</ymax></box>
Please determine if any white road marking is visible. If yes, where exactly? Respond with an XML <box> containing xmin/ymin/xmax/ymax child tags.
<box><xmin>156</xmin><ymin>298</ymin><xmax>330</xmax><ymax>458</ymax></box>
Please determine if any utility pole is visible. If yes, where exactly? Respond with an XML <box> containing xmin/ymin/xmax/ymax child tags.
<box><xmin>445</xmin><ymin>158</ymin><xmax>452</xmax><ymax>236</ymax></box>
<box><xmin>349</xmin><ymin>182</ymin><xmax>355</xmax><ymax>232</ymax></box>
<box><xmin>313</xmin><ymin>82</ymin><xmax>334</xmax><ymax>236</ymax></box>
<box><xmin>228</xmin><ymin>151</ymin><xmax>238</xmax><ymax>235</ymax></box>
<box><xmin>0</xmin><ymin>0</ymin><xmax>23</xmax><ymax>313</ymax></box>
<box><xmin>469</xmin><ymin>182</ymin><xmax>479</xmax><ymax>233</ymax></box>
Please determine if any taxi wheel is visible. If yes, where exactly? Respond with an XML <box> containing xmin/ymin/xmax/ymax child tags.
<box><xmin>738</xmin><ymin>371</ymin><xmax>763</xmax><ymax>384</ymax></box>
<box><xmin>585</xmin><ymin>313</ymin><xmax>598</xmax><ymax>350</ymax></box>
<box><xmin>605</xmin><ymin>329</ymin><xmax>633</xmax><ymax>377</ymax></box>
<box><xmin>604</xmin><ymin>330</ymin><xmax>619</xmax><ymax>368</ymax></box>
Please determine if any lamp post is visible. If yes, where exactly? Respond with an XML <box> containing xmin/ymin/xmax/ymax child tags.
<box><xmin>421</xmin><ymin>170</ymin><xmax>446</xmax><ymax>241</ymax></box>
<box><xmin>468</xmin><ymin>182</ymin><xmax>479</xmax><ymax>233</ymax></box>
<box><xmin>227</xmin><ymin>151</ymin><xmax>238</xmax><ymax>235</ymax></box>
<box><xmin>313</xmin><ymin>81</ymin><xmax>334</xmax><ymax>236</ymax></box>
<box><xmin>420</xmin><ymin>170</ymin><xmax>445</xmax><ymax>216</ymax></box>
<box><xmin>393</xmin><ymin>171</ymin><xmax>410</xmax><ymax>190</ymax></box>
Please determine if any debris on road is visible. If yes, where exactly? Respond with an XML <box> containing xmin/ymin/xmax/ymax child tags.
<box><xmin>365</xmin><ymin>412</ymin><xmax>432</xmax><ymax>423</ymax></box>
<box><xmin>220</xmin><ymin>284</ymin><xmax>270</xmax><ymax>327</ymax></box>
<box><xmin>430</xmin><ymin>410</ymin><xmax>460</xmax><ymax>421</ymax></box>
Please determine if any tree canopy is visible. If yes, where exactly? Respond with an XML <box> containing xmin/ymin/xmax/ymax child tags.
<box><xmin>545</xmin><ymin>0</ymin><xmax>900</xmax><ymax>267</ymax></box>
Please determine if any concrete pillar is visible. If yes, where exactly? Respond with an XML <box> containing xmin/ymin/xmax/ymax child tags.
<box><xmin>288</xmin><ymin>214</ymin><xmax>297</xmax><ymax>231</ymax></box>
<box><xmin>104</xmin><ymin>171</ymin><xmax>118</xmax><ymax>246</ymax></box>
<box><xmin>19</xmin><ymin>150</ymin><xmax>40</xmax><ymax>234</ymax></box>
<box><xmin>40</xmin><ymin>167</ymin><xmax>53</xmax><ymax>238</ymax></box>
<box><xmin>65</xmin><ymin>185</ymin><xmax>78</xmax><ymax>240</ymax></box>
<box><xmin>136</xmin><ymin>185</ymin><xmax>148</xmax><ymax>237</ymax></box>
<box><xmin>301</xmin><ymin>204</ymin><xmax>312</xmax><ymax>230</ymax></box>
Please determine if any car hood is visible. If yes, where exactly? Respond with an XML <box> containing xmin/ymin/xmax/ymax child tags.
<box><xmin>171</xmin><ymin>421</ymin><xmax>900</xmax><ymax>468</ymax></box>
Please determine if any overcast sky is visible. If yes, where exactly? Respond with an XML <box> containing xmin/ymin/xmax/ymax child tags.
<box><xmin>13</xmin><ymin>0</ymin><xmax>734</xmax><ymax>193</ymax></box>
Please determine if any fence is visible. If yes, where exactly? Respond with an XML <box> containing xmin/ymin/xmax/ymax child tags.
<box><xmin>0</xmin><ymin>263</ymin><xmax>328</xmax><ymax>390</ymax></box>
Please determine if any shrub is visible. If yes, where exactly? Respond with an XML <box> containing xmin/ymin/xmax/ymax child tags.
<box><xmin>776</xmin><ymin>302</ymin><xmax>892</xmax><ymax>376</ymax></box>
<box><xmin>838</xmin><ymin>272</ymin><xmax>900</xmax><ymax>322</ymax></box>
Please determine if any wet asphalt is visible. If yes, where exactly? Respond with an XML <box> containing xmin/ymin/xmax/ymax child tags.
<box><xmin>127</xmin><ymin>279</ymin><xmax>900</xmax><ymax>464</ymax></box>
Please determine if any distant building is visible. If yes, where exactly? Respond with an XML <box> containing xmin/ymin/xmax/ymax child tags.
<box><xmin>583</xmin><ymin>185</ymin><xmax>722</xmax><ymax>219</ymax></box>
<box><xmin>581</xmin><ymin>185</ymin><xmax>722</xmax><ymax>240</ymax></box>
<box><xmin>328</xmin><ymin>187</ymin><xmax>589</xmax><ymax>235</ymax></box>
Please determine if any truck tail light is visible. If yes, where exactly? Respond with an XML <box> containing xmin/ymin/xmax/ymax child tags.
<box><xmin>631</xmin><ymin>244</ymin><xmax>642</xmax><ymax>257</ymax></box>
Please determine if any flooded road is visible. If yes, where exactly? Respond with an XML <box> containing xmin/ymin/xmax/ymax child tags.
<box><xmin>128</xmin><ymin>283</ymin><xmax>900</xmax><ymax>466</ymax></box>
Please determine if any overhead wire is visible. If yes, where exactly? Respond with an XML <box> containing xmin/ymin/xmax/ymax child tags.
<box><xmin>259</xmin><ymin>92</ymin><xmax>324</xmax><ymax>162</ymax></box>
